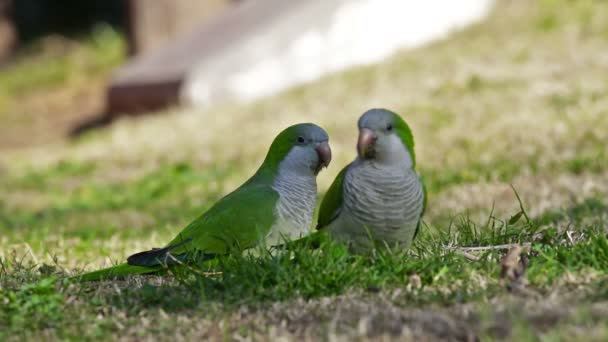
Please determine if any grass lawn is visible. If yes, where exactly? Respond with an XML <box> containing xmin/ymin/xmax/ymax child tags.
<box><xmin>2</xmin><ymin>0</ymin><xmax>608</xmax><ymax>340</ymax></box>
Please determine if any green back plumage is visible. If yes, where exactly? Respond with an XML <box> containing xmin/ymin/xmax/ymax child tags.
<box><xmin>163</xmin><ymin>183</ymin><xmax>279</xmax><ymax>256</ymax></box>
<box><xmin>78</xmin><ymin>162</ymin><xmax>281</xmax><ymax>280</ymax></box>
<box><xmin>316</xmin><ymin>165</ymin><xmax>349</xmax><ymax>230</ymax></box>
<box><xmin>385</xmin><ymin>109</ymin><xmax>416</xmax><ymax>168</ymax></box>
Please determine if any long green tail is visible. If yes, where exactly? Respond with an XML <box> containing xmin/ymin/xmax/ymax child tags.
<box><xmin>70</xmin><ymin>263</ymin><xmax>164</xmax><ymax>282</ymax></box>
<box><xmin>72</xmin><ymin>232</ymin><xmax>330</xmax><ymax>282</ymax></box>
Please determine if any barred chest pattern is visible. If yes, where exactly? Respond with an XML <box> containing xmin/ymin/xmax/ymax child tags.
<box><xmin>343</xmin><ymin>160</ymin><xmax>424</xmax><ymax>242</ymax></box>
<box><xmin>273</xmin><ymin>173</ymin><xmax>317</xmax><ymax>229</ymax></box>
<box><xmin>265</xmin><ymin>170</ymin><xmax>317</xmax><ymax>246</ymax></box>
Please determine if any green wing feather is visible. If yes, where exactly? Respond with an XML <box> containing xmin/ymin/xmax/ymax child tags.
<box><xmin>164</xmin><ymin>183</ymin><xmax>279</xmax><ymax>257</ymax></box>
<box><xmin>131</xmin><ymin>183</ymin><xmax>279</xmax><ymax>265</ymax></box>
<box><xmin>316</xmin><ymin>165</ymin><xmax>350</xmax><ymax>230</ymax></box>
<box><xmin>74</xmin><ymin>183</ymin><xmax>279</xmax><ymax>281</ymax></box>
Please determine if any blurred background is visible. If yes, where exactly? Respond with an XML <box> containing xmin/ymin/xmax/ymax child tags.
<box><xmin>0</xmin><ymin>0</ymin><xmax>492</xmax><ymax>148</ymax></box>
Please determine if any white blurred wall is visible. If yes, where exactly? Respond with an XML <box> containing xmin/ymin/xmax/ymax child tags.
<box><xmin>182</xmin><ymin>0</ymin><xmax>494</xmax><ymax>107</ymax></box>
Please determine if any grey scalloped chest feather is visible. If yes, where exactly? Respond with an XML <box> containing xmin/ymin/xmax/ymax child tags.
<box><xmin>264</xmin><ymin>147</ymin><xmax>318</xmax><ymax>246</ymax></box>
<box><xmin>330</xmin><ymin>160</ymin><xmax>424</xmax><ymax>250</ymax></box>
<box><xmin>272</xmin><ymin>172</ymin><xmax>317</xmax><ymax>231</ymax></box>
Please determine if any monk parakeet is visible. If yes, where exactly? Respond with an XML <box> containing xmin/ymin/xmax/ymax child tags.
<box><xmin>316</xmin><ymin>109</ymin><xmax>426</xmax><ymax>252</ymax></box>
<box><xmin>74</xmin><ymin>123</ymin><xmax>331</xmax><ymax>281</ymax></box>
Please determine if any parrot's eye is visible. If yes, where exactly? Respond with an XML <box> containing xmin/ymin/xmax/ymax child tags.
<box><xmin>297</xmin><ymin>136</ymin><xmax>306</xmax><ymax>144</ymax></box>
<box><xmin>386</xmin><ymin>124</ymin><xmax>393</xmax><ymax>131</ymax></box>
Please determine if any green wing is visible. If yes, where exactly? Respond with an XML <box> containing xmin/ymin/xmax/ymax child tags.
<box><xmin>413</xmin><ymin>175</ymin><xmax>427</xmax><ymax>240</ymax></box>
<box><xmin>316</xmin><ymin>165</ymin><xmax>350</xmax><ymax>230</ymax></box>
<box><xmin>128</xmin><ymin>183</ymin><xmax>279</xmax><ymax>266</ymax></box>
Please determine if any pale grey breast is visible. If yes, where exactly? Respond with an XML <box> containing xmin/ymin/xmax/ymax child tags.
<box><xmin>272</xmin><ymin>173</ymin><xmax>317</xmax><ymax>230</ymax></box>
<box><xmin>343</xmin><ymin>161</ymin><xmax>423</xmax><ymax>235</ymax></box>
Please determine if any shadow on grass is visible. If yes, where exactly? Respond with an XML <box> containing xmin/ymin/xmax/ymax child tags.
<box><xmin>45</xmin><ymin>225</ymin><xmax>526</xmax><ymax>310</ymax></box>
<box><xmin>82</xmin><ymin>197</ymin><xmax>608</xmax><ymax>313</ymax></box>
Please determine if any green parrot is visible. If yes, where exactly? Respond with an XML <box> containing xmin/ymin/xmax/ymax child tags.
<box><xmin>316</xmin><ymin>108</ymin><xmax>426</xmax><ymax>252</ymax></box>
<box><xmin>73</xmin><ymin>123</ymin><xmax>331</xmax><ymax>281</ymax></box>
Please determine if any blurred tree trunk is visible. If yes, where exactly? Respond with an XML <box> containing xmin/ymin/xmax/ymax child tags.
<box><xmin>127</xmin><ymin>0</ymin><xmax>235</xmax><ymax>56</ymax></box>
<box><xmin>0</xmin><ymin>0</ymin><xmax>16</xmax><ymax>62</ymax></box>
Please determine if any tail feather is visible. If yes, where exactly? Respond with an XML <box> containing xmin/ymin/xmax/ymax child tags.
<box><xmin>127</xmin><ymin>247</ymin><xmax>176</xmax><ymax>267</ymax></box>
<box><xmin>70</xmin><ymin>263</ymin><xmax>163</xmax><ymax>282</ymax></box>
<box><xmin>126</xmin><ymin>238</ymin><xmax>195</xmax><ymax>267</ymax></box>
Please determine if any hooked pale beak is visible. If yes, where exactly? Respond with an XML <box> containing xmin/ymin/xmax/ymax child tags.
<box><xmin>314</xmin><ymin>141</ymin><xmax>332</xmax><ymax>173</ymax></box>
<box><xmin>357</xmin><ymin>128</ymin><xmax>377</xmax><ymax>158</ymax></box>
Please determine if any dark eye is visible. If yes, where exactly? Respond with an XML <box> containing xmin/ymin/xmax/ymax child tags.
<box><xmin>386</xmin><ymin>124</ymin><xmax>393</xmax><ymax>131</ymax></box>
<box><xmin>297</xmin><ymin>136</ymin><xmax>305</xmax><ymax>143</ymax></box>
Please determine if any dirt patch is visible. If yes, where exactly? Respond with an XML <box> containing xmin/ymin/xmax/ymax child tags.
<box><xmin>96</xmin><ymin>291</ymin><xmax>605</xmax><ymax>341</ymax></box>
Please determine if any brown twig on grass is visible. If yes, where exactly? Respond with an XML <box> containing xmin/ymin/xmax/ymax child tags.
<box><xmin>455</xmin><ymin>250</ymin><xmax>482</xmax><ymax>261</ymax></box>
<box><xmin>445</xmin><ymin>243</ymin><xmax>532</xmax><ymax>253</ymax></box>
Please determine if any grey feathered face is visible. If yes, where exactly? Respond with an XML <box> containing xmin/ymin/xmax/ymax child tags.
<box><xmin>282</xmin><ymin>124</ymin><xmax>332</xmax><ymax>176</ymax></box>
<box><xmin>357</xmin><ymin>109</ymin><xmax>412</xmax><ymax>167</ymax></box>
<box><xmin>358</xmin><ymin>109</ymin><xmax>396</xmax><ymax>135</ymax></box>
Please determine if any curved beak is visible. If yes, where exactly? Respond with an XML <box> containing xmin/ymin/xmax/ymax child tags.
<box><xmin>357</xmin><ymin>128</ymin><xmax>377</xmax><ymax>158</ymax></box>
<box><xmin>315</xmin><ymin>141</ymin><xmax>332</xmax><ymax>173</ymax></box>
